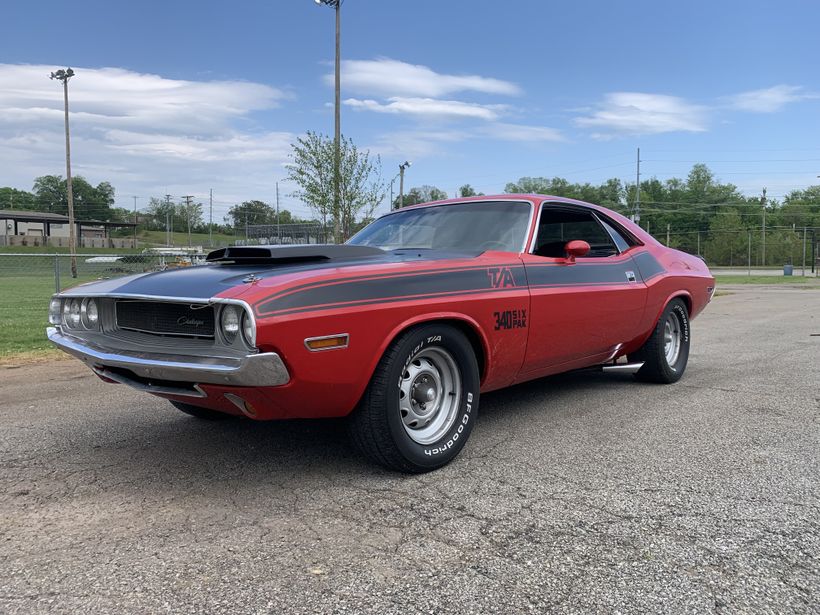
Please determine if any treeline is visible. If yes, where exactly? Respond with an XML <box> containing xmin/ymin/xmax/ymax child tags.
<box><xmin>0</xmin><ymin>175</ymin><xmax>314</xmax><ymax>236</ymax></box>
<box><xmin>3</xmin><ymin>166</ymin><xmax>819</xmax><ymax>265</ymax></box>
<box><xmin>400</xmin><ymin>164</ymin><xmax>820</xmax><ymax>266</ymax></box>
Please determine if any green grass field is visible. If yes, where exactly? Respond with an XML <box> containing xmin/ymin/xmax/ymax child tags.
<box><xmin>714</xmin><ymin>275</ymin><xmax>820</xmax><ymax>285</ymax></box>
<box><xmin>0</xmin><ymin>276</ymin><xmax>63</xmax><ymax>359</ymax></box>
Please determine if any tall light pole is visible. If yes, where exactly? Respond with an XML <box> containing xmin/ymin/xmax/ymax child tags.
<box><xmin>315</xmin><ymin>0</ymin><xmax>342</xmax><ymax>242</ymax></box>
<box><xmin>398</xmin><ymin>161</ymin><xmax>411</xmax><ymax>208</ymax></box>
<box><xmin>50</xmin><ymin>68</ymin><xmax>77</xmax><ymax>278</ymax></box>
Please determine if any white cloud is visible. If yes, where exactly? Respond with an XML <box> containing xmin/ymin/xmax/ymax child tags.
<box><xmin>727</xmin><ymin>84</ymin><xmax>815</xmax><ymax>113</ymax></box>
<box><xmin>0</xmin><ymin>64</ymin><xmax>306</xmax><ymax>216</ymax></box>
<box><xmin>574</xmin><ymin>92</ymin><xmax>708</xmax><ymax>137</ymax></box>
<box><xmin>330</xmin><ymin>58</ymin><xmax>521</xmax><ymax>98</ymax></box>
<box><xmin>480</xmin><ymin>122</ymin><xmax>564</xmax><ymax>142</ymax></box>
<box><xmin>344</xmin><ymin>97</ymin><xmax>506</xmax><ymax>120</ymax></box>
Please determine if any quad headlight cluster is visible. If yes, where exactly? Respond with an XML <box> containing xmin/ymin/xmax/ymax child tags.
<box><xmin>50</xmin><ymin>297</ymin><xmax>100</xmax><ymax>330</ymax></box>
<box><xmin>219</xmin><ymin>304</ymin><xmax>255</xmax><ymax>347</ymax></box>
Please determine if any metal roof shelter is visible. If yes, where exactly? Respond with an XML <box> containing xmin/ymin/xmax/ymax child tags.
<box><xmin>0</xmin><ymin>209</ymin><xmax>135</xmax><ymax>238</ymax></box>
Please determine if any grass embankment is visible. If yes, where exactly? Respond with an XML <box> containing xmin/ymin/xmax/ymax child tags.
<box><xmin>714</xmin><ymin>275</ymin><xmax>819</xmax><ymax>285</ymax></box>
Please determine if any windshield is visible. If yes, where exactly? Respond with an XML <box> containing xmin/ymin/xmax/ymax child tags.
<box><xmin>348</xmin><ymin>201</ymin><xmax>532</xmax><ymax>252</ymax></box>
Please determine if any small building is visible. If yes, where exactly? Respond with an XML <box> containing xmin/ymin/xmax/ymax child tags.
<box><xmin>0</xmin><ymin>209</ymin><xmax>136</xmax><ymax>248</ymax></box>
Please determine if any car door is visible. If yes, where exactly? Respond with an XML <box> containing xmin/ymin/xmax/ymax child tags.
<box><xmin>518</xmin><ymin>204</ymin><xmax>648</xmax><ymax>377</ymax></box>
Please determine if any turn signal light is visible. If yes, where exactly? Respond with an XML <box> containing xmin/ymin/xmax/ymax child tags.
<box><xmin>304</xmin><ymin>334</ymin><xmax>349</xmax><ymax>351</ymax></box>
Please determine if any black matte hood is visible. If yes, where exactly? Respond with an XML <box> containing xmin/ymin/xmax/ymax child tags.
<box><xmin>59</xmin><ymin>246</ymin><xmax>484</xmax><ymax>300</ymax></box>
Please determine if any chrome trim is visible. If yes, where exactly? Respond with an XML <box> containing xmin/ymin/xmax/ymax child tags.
<box><xmin>601</xmin><ymin>362</ymin><xmax>644</xmax><ymax>374</ymax></box>
<box><xmin>48</xmin><ymin>327</ymin><xmax>289</xmax><ymax>387</ymax></box>
<box><xmin>80</xmin><ymin>297</ymin><xmax>100</xmax><ymax>330</ymax></box>
<box><xmin>603</xmin><ymin>343</ymin><xmax>624</xmax><ymax>363</ymax></box>
<box><xmin>53</xmin><ymin>293</ymin><xmax>258</xmax><ymax>350</ymax></box>
<box><xmin>92</xmin><ymin>366</ymin><xmax>207</xmax><ymax>398</ymax></box>
<box><xmin>304</xmin><ymin>333</ymin><xmax>350</xmax><ymax>352</ymax></box>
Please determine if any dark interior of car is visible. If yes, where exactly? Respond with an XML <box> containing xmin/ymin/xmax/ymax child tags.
<box><xmin>534</xmin><ymin>207</ymin><xmax>619</xmax><ymax>258</ymax></box>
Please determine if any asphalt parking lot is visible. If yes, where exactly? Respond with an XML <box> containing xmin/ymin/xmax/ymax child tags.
<box><xmin>1</xmin><ymin>286</ymin><xmax>818</xmax><ymax>614</ymax></box>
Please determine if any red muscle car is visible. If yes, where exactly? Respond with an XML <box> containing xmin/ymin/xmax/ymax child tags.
<box><xmin>47</xmin><ymin>195</ymin><xmax>715</xmax><ymax>472</ymax></box>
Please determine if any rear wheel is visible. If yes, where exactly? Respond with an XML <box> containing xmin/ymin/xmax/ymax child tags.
<box><xmin>349</xmin><ymin>324</ymin><xmax>480</xmax><ymax>473</ymax></box>
<box><xmin>630</xmin><ymin>298</ymin><xmax>690</xmax><ymax>383</ymax></box>
<box><xmin>170</xmin><ymin>400</ymin><xmax>237</xmax><ymax>421</ymax></box>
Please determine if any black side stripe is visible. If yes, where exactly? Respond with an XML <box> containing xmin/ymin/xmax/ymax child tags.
<box><xmin>257</xmin><ymin>266</ymin><xmax>528</xmax><ymax>316</ymax></box>
<box><xmin>256</xmin><ymin>261</ymin><xmax>524</xmax><ymax>306</ymax></box>
<box><xmin>631</xmin><ymin>250</ymin><xmax>666</xmax><ymax>281</ymax></box>
<box><xmin>255</xmin><ymin>252</ymin><xmax>667</xmax><ymax>317</ymax></box>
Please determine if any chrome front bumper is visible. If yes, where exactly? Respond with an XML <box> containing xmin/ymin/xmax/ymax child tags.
<box><xmin>47</xmin><ymin>327</ymin><xmax>290</xmax><ymax>388</ymax></box>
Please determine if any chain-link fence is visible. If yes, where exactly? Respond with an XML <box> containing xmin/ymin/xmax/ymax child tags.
<box><xmin>0</xmin><ymin>252</ymin><xmax>210</xmax><ymax>294</ymax></box>
<box><xmin>650</xmin><ymin>227</ymin><xmax>818</xmax><ymax>274</ymax></box>
<box><xmin>242</xmin><ymin>223</ymin><xmax>328</xmax><ymax>246</ymax></box>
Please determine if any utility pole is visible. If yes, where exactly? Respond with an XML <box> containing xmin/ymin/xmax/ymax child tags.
<box><xmin>181</xmin><ymin>195</ymin><xmax>194</xmax><ymax>247</ymax></box>
<box><xmin>164</xmin><ymin>194</ymin><xmax>172</xmax><ymax>246</ymax></box>
<box><xmin>276</xmin><ymin>181</ymin><xmax>281</xmax><ymax>244</ymax></box>
<box><xmin>635</xmin><ymin>147</ymin><xmax>641</xmax><ymax>224</ymax></box>
<box><xmin>132</xmin><ymin>196</ymin><xmax>139</xmax><ymax>248</ymax></box>
<box><xmin>803</xmin><ymin>226</ymin><xmax>808</xmax><ymax>277</ymax></box>
<box><xmin>666</xmin><ymin>223</ymin><xmax>670</xmax><ymax>246</ymax></box>
<box><xmin>761</xmin><ymin>187</ymin><xmax>767</xmax><ymax>266</ymax></box>
<box><xmin>209</xmin><ymin>188</ymin><xmax>213</xmax><ymax>248</ymax></box>
<box><xmin>314</xmin><ymin>0</ymin><xmax>342</xmax><ymax>243</ymax></box>
<box><xmin>398</xmin><ymin>161</ymin><xmax>411</xmax><ymax>209</ymax></box>
<box><xmin>50</xmin><ymin>68</ymin><xmax>77</xmax><ymax>278</ymax></box>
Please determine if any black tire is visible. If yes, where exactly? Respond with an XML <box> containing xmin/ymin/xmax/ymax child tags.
<box><xmin>630</xmin><ymin>298</ymin><xmax>690</xmax><ymax>383</ymax></box>
<box><xmin>170</xmin><ymin>400</ymin><xmax>237</xmax><ymax>421</ymax></box>
<box><xmin>348</xmin><ymin>324</ymin><xmax>480</xmax><ymax>473</ymax></box>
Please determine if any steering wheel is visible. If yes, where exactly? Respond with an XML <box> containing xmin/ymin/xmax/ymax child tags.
<box><xmin>479</xmin><ymin>241</ymin><xmax>509</xmax><ymax>251</ymax></box>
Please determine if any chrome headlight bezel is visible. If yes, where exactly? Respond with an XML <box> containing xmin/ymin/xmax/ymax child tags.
<box><xmin>220</xmin><ymin>304</ymin><xmax>241</xmax><ymax>344</ymax></box>
<box><xmin>81</xmin><ymin>298</ymin><xmax>100</xmax><ymax>329</ymax></box>
<box><xmin>49</xmin><ymin>297</ymin><xmax>63</xmax><ymax>325</ymax></box>
<box><xmin>63</xmin><ymin>298</ymin><xmax>81</xmax><ymax>328</ymax></box>
<box><xmin>241</xmin><ymin>311</ymin><xmax>256</xmax><ymax>347</ymax></box>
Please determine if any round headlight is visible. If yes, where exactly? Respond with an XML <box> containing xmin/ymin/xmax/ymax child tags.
<box><xmin>66</xmin><ymin>299</ymin><xmax>81</xmax><ymax>328</ymax></box>
<box><xmin>242</xmin><ymin>311</ymin><xmax>255</xmax><ymax>346</ymax></box>
<box><xmin>221</xmin><ymin>305</ymin><xmax>240</xmax><ymax>342</ymax></box>
<box><xmin>49</xmin><ymin>298</ymin><xmax>62</xmax><ymax>325</ymax></box>
<box><xmin>82</xmin><ymin>298</ymin><xmax>99</xmax><ymax>328</ymax></box>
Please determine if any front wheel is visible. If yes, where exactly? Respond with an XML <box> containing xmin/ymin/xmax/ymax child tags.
<box><xmin>348</xmin><ymin>324</ymin><xmax>480</xmax><ymax>473</ymax></box>
<box><xmin>630</xmin><ymin>298</ymin><xmax>690</xmax><ymax>383</ymax></box>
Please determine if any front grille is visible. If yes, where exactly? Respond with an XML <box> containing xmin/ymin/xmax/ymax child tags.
<box><xmin>115</xmin><ymin>300</ymin><xmax>215</xmax><ymax>338</ymax></box>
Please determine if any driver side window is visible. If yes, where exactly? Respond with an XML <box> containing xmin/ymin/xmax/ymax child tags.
<box><xmin>533</xmin><ymin>207</ymin><xmax>618</xmax><ymax>258</ymax></box>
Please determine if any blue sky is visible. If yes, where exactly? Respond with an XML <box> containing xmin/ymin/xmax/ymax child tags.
<box><xmin>1</xmin><ymin>0</ymin><xmax>818</xmax><ymax>221</ymax></box>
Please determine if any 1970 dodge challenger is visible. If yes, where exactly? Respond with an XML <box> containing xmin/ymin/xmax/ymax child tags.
<box><xmin>47</xmin><ymin>195</ymin><xmax>715</xmax><ymax>472</ymax></box>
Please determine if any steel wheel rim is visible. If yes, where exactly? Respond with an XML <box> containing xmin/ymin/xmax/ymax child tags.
<box><xmin>398</xmin><ymin>346</ymin><xmax>461</xmax><ymax>445</ymax></box>
<box><xmin>663</xmin><ymin>311</ymin><xmax>682</xmax><ymax>367</ymax></box>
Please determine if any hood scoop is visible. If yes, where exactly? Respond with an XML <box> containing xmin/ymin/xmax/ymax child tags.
<box><xmin>206</xmin><ymin>244</ymin><xmax>384</xmax><ymax>265</ymax></box>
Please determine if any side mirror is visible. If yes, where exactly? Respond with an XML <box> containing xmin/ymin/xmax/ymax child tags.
<box><xmin>564</xmin><ymin>240</ymin><xmax>590</xmax><ymax>263</ymax></box>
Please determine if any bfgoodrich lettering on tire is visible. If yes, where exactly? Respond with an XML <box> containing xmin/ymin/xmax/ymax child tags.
<box><xmin>630</xmin><ymin>298</ymin><xmax>690</xmax><ymax>384</ymax></box>
<box><xmin>348</xmin><ymin>323</ymin><xmax>480</xmax><ymax>473</ymax></box>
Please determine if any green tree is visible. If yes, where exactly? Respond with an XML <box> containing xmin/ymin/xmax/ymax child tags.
<box><xmin>459</xmin><ymin>184</ymin><xmax>484</xmax><ymax>198</ymax></box>
<box><xmin>287</xmin><ymin>131</ymin><xmax>385</xmax><ymax>241</ymax></box>
<box><xmin>0</xmin><ymin>187</ymin><xmax>36</xmax><ymax>210</ymax></box>
<box><xmin>394</xmin><ymin>185</ymin><xmax>448</xmax><ymax>208</ymax></box>
<box><xmin>32</xmin><ymin>175</ymin><xmax>116</xmax><ymax>220</ymax></box>
<box><xmin>146</xmin><ymin>197</ymin><xmax>175</xmax><ymax>231</ymax></box>
<box><xmin>227</xmin><ymin>200</ymin><xmax>276</xmax><ymax>228</ymax></box>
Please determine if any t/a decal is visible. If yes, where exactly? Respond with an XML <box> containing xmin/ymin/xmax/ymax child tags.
<box><xmin>487</xmin><ymin>267</ymin><xmax>516</xmax><ymax>289</ymax></box>
<box><xmin>494</xmin><ymin>309</ymin><xmax>527</xmax><ymax>330</ymax></box>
